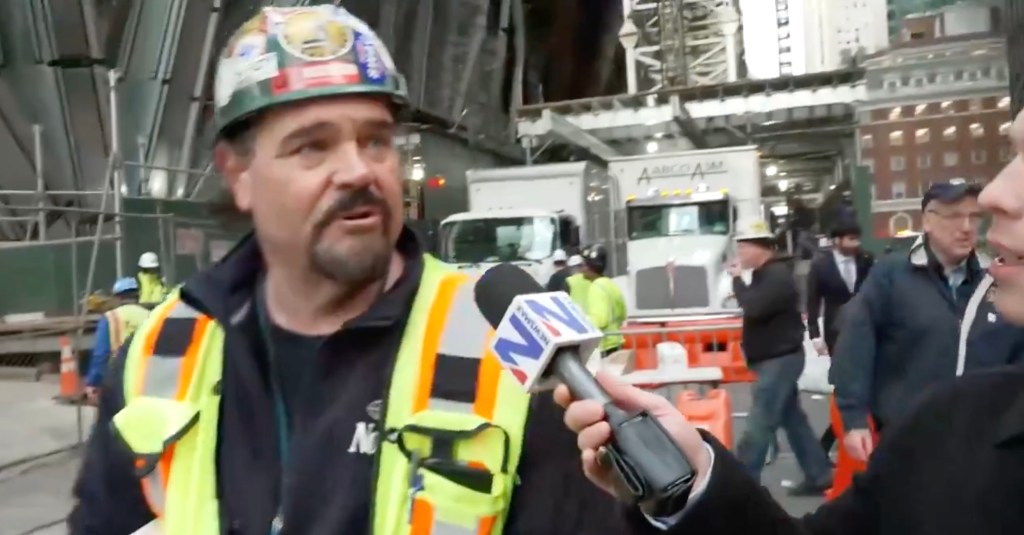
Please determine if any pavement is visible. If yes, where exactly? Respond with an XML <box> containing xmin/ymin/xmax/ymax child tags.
<box><xmin>0</xmin><ymin>377</ymin><xmax>829</xmax><ymax>533</ymax></box>
<box><xmin>0</xmin><ymin>378</ymin><xmax>94</xmax><ymax>535</ymax></box>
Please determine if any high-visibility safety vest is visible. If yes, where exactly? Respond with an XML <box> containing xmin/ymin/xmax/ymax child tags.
<box><xmin>105</xmin><ymin>303</ymin><xmax>151</xmax><ymax>354</ymax></box>
<box><xmin>137</xmin><ymin>272</ymin><xmax>168</xmax><ymax>305</ymax></box>
<box><xmin>565</xmin><ymin>273</ymin><xmax>591</xmax><ymax>309</ymax></box>
<box><xmin>588</xmin><ymin>278</ymin><xmax>626</xmax><ymax>352</ymax></box>
<box><xmin>111</xmin><ymin>256</ymin><xmax>531</xmax><ymax>535</ymax></box>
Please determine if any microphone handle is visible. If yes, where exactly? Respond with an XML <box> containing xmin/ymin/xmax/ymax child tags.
<box><xmin>550</xmin><ymin>348</ymin><xmax>696</xmax><ymax>513</ymax></box>
<box><xmin>550</xmin><ymin>350</ymin><xmax>630</xmax><ymax>424</ymax></box>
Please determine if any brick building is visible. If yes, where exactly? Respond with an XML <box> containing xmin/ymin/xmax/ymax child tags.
<box><xmin>858</xmin><ymin>3</ymin><xmax>1010</xmax><ymax>237</ymax></box>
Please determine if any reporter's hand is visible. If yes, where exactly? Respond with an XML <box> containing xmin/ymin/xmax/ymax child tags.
<box><xmin>812</xmin><ymin>338</ymin><xmax>828</xmax><ymax>357</ymax></box>
<box><xmin>84</xmin><ymin>386</ymin><xmax>100</xmax><ymax>406</ymax></box>
<box><xmin>553</xmin><ymin>371</ymin><xmax>712</xmax><ymax>500</ymax></box>
<box><xmin>844</xmin><ymin>429</ymin><xmax>874</xmax><ymax>462</ymax></box>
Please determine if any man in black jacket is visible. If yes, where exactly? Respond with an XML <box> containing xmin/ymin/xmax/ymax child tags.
<box><xmin>728</xmin><ymin>220</ymin><xmax>832</xmax><ymax>495</ymax></box>
<box><xmin>557</xmin><ymin>109</ymin><xmax>1024</xmax><ymax>533</ymax></box>
<box><xmin>68</xmin><ymin>7</ymin><xmax>638</xmax><ymax>534</ymax></box>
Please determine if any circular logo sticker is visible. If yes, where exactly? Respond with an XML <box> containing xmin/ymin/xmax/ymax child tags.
<box><xmin>277</xmin><ymin>10</ymin><xmax>354</xmax><ymax>61</ymax></box>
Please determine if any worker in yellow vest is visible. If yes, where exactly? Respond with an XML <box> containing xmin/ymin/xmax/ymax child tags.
<box><xmin>136</xmin><ymin>251</ymin><xmax>168</xmax><ymax>305</ymax></box>
<box><xmin>565</xmin><ymin>254</ymin><xmax>591</xmax><ymax>309</ymax></box>
<box><xmin>69</xmin><ymin>6</ymin><xmax>663</xmax><ymax>535</ymax></box>
<box><xmin>83</xmin><ymin>277</ymin><xmax>150</xmax><ymax>404</ymax></box>
<box><xmin>578</xmin><ymin>244</ymin><xmax>627</xmax><ymax>356</ymax></box>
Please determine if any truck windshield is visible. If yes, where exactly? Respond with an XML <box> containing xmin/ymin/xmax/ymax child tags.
<box><xmin>440</xmin><ymin>216</ymin><xmax>557</xmax><ymax>263</ymax></box>
<box><xmin>627</xmin><ymin>200</ymin><xmax>730</xmax><ymax>239</ymax></box>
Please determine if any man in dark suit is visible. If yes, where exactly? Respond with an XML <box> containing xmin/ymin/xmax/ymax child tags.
<box><xmin>805</xmin><ymin>221</ymin><xmax>873</xmax><ymax>456</ymax></box>
<box><xmin>806</xmin><ymin>222</ymin><xmax>874</xmax><ymax>357</ymax></box>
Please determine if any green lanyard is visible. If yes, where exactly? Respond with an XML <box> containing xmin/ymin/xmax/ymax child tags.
<box><xmin>255</xmin><ymin>282</ymin><xmax>290</xmax><ymax>535</ymax></box>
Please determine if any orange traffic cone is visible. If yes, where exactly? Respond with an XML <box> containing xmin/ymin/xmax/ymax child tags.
<box><xmin>57</xmin><ymin>336</ymin><xmax>81</xmax><ymax>404</ymax></box>
<box><xmin>826</xmin><ymin>395</ymin><xmax>878</xmax><ymax>501</ymax></box>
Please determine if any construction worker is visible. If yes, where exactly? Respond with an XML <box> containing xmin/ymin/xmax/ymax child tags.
<box><xmin>578</xmin><ymin>244</ymin><xmax>626</xmax><ymax>356</ymax></box>
<box><xmin>565</xmin><ymin>254</ymin><xmax>591</xmax><ymax>308</ymax></box>
<box><xmin>544</xmin><ymin>248</ymin><xmax>571</xmax><ymax>292</ymax></box>
<box><xmin>70</xmin><ymin>6</ymin><xmax>647</xmax><ymax>534</ymax></box>
<box><xmin>136</xmin><ymin>251</ymin><xmax>168</xmax><ymax>305</ymax></box>
<box><xmin>83</xmin><ymin>278</ymin><xmax>150</xmax><ymax>405</ymax></box>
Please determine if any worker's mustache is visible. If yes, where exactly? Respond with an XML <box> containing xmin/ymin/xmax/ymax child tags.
<box><xmin>312</xmin><ymin>187</ymin><xmax>391</xmax><ymax>237</ymax></box>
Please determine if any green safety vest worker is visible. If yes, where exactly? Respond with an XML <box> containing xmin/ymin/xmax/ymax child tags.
<box><xmin>113</xmin><ymin>257</ymin><xmax>530</xmax><ymax>534</ymax></box>
<box><xmin>565</xmin><ymin>273</ymin><xmax>591</xmax><ymax>309</ymax></box>
<box><xmin>137</xmin><ymin>271</ymin><xmax>168</xmax><ymax>306</ymax></box>
<box><xmin>586</xmin><ymin>277</ymin><xmax>627</xmax><ymax>353</ymax></box>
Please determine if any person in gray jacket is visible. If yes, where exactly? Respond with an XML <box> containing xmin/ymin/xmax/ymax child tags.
<box><xmin>831</xmin><ymin>179</ymin><xmax>1024</xmax><ymax>463</ymax></box>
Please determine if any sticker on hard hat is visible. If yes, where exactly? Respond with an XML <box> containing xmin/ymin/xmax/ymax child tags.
<box><xmin>355</xmin><ymin>32</ymin><xmax>386</xmax><ymax>84</ymax></box>
<box><xmin>274</xmin><ymin>9</ymin><xmax>355</xmax><ymax>61</ymax></box>
<box><xmin>215</xmin><ymin>53</ymin><xmax>281</xmax><ymax>108</ymax></box>
<box><xmin>273</xmin><ymin>61</ymin><xmax>361</xmax><ymax>93</ymax></box>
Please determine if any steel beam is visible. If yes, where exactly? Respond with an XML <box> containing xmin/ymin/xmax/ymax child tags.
<box><xmin>538</xmin><ymin>110</ymin><xmax>623</xmax><ymax>160</ymax></box>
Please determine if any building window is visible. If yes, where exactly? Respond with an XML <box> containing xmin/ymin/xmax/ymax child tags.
<box><xmin>915</xmin><ymin>103</ymin><xmax>928</xmax><ymax>116</ymax></box>
<box><xmin>861</xmin><ymin>134</ymin><xmax>874</xmax><ymax>149</ymax></box>
<box><xmin>944</xmin><ymin>151</ymin><xmax>959</xmax><ymax>167</ymax></box>
<box><xmin>891</xmin><ymin>155</ymin><xmax>906</xmax><ymax>171</ymax></box>
<box><xmin>943</xmin><ymin>126</ymin><xmax>957</xmax><ymax>141</ymax></box>
<box><xmin>969</xmin><ymin>98</ymin><xmax>983</xmax><ymax>112</ymax></box>
<box><xmin>972</xmin><ymin>149</ymin><xmax>987</xmax><ymax>164</ymax></box>
<box><xmin>969</xmin><ymin>123</ymin><xmax>984</xmax><ymax>138</ymax></box>
<box><xmin>915</xmin><ymin>128</ymin><xmax>930</xmax><ymax>143</ymax></box>
<box><xmin>891</xmin><ymin>180</ymin><xmax>907</xmax><ymax>199</ymax></box>
<box><xmin>999</xmin><ymin>96</ymin><xmax>1011</xmax><ymax>110</ymax></box>
<box><xmin>888</xmin><ymin>107</ymin><xmax>902</xmax><ymax>120</ymax></box>
<box><xmin>918</xmin><ymin>153</ymin><xmax>932</xmax><ymax>169</ymax></box>
<box><xmin>889</xmin><ymin>130</ymin><xmax>904</xmax><ymax>146</ymax></box>
<box><xmin>1000</xmin><ymin>122</ymin><xmax>1012</xmax><ymax>135</ymax></box>
<box><xmin>940</xmin><ymin>100</ymin><xmax>955</xmax><ymax>114</ymax></box>
<box><xmin>1000</xmin><ymin>146</ymin><xmax>1014</xmax><ymax>162</ymax></box>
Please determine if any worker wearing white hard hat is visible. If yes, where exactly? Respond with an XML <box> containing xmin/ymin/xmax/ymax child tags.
<box><xmin>136</xmin><ymin>251</ymin><xmax>168</xmax><ymax>305</ymax></box>
<box><xmin>545</xmin><ymin>248</ymin><xmax>572</xmax><ymax>292</ymax></box>
<box><xmin>568</xmin><ymin>254</ymin><xmax>583</xmax><ymax>267</ymax></box>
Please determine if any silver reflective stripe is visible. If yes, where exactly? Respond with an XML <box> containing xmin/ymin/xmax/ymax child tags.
<box><xmin>436</xmin><ymin>282</ymin><xmax>489</xmax><ymax>359</ymax></box>
<box><xmin>166</xmin><ymin>302</ymin><xmax>201</xmax><ymax>319</ymax></box>
<box><xmin>428</xmin><ymin>397</ymin><xmax>475</xmax><ymax>413</ymax></box>
<box><xmin>431</xmin><ymin>520</ymin><xmax>477</xmax><ymax>535</ymax></box>
<box><xmin>956</xmin><ymin>274</ymin><xmax>992</xmax><ymax>377</ymax></box>
<box><xmin>143</xmin><ymin>358</ymin><xmax>184</xmax><ymax>398</ymax></box>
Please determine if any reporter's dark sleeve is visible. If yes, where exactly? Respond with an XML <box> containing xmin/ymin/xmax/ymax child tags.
<box><xmin>619</xmin><ymin>430</ymin><xmax>883</xmax><ymax>535</ymax></box>
<box><xmin>68</xmin><ymin>339</ymin><xmax>154</xmax><ymax>535</ymax></box>
<box><xmin>504</xmin><ymin>395</ymin><xmax>632</xmax><ymax>534</ymax></box>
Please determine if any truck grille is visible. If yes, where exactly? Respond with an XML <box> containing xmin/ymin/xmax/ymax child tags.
<box><xmin>634</xmin><ymin>265</ymin><xmax>710</xmax><ymax>309</ymax></box>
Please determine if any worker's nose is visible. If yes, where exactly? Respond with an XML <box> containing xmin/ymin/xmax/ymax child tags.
<box><xmin>327</xmin><ymin>143</ymin><xmax>374</xmax><ymax>190</ymax></box>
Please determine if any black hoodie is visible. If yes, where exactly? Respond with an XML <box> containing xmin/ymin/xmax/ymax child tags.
<box><xmin>732</xmin><ymin>256</ymin><xmax>805</xmax><ymax>363</ymax></box>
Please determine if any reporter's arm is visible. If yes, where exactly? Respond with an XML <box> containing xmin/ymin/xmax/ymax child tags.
<box><xmin>504</xmin><ymin>395</ymin><xmax>635</xmax><ymax>534</ymax></box>
<box><xmin>68</xmin><ymin>339</ymin><xmax>154</xmax><ymax>535</ymax></box>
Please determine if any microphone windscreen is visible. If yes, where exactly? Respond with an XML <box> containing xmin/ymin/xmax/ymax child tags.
<box><xmin>473</xmin><ymin>263</ymin><xmax>545</xmax><ymax>328</ymax></box>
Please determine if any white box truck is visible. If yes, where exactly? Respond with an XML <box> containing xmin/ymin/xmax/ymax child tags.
<box><xmin>608</xmin><ymin>146</ymin><xmax>763</xmax><ymax>317</ymax></box>
<box><xmin>437</xmin><ymin>162</ymin><xmax>624</xmax><ymax>284</ymax></box>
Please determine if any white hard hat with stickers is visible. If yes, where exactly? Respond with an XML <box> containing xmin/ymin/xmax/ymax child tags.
<box><xmin>734</xmin><ymin>219</ymin><xmax>775</xmax><ymax>242</ymax></box>
<box><xmin>138</xmin><ymin>252</ymin><xmax>160</xmax><ymax>269</ymax></box>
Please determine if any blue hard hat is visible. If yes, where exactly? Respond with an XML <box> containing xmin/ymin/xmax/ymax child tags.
<box><xmin>112</xmin><ymin>277</ymin><xmax>139</xmax><ymax>296</ymax></box>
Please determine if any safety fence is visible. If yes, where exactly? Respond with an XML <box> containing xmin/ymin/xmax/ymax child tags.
<box><xmin>594</xmin><ymin>318</ymin><xmax>753</xmax><ymax>450</ymax></box>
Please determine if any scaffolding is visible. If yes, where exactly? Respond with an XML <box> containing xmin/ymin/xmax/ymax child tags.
<box><xmin>620</xmin><ymin>0</ymin><xmax>742</xmax><ymax>93</ymax></box>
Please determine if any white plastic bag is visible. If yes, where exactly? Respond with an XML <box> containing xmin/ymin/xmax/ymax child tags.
<box><xmin>798</xmin><ymin>340</ymin><xmax>833</xmax><ymax>394</ymax></box>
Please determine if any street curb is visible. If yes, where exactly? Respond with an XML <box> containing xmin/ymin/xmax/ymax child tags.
<box><xmin>0</xmin><ymin>443</ymin><xmax>81</xmax><ymax>476</ymax></box>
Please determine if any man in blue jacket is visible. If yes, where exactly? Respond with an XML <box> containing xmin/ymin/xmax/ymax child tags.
<box><xmin>831</xmin><ymin>179</ymin><xmax>1024</xmax><ymax>462</ymax></box>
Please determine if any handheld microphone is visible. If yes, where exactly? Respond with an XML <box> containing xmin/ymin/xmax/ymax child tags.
<box><xmin>474</xmin><ymin>263</ymin><xmax>696</xmax><ymax>514</ymax></box>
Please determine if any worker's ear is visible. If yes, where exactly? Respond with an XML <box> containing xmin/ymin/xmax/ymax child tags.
<box><xmin>214</xmin><ymin>141</ymin><xmax>253</xmax><ymax>213</ymax></box>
